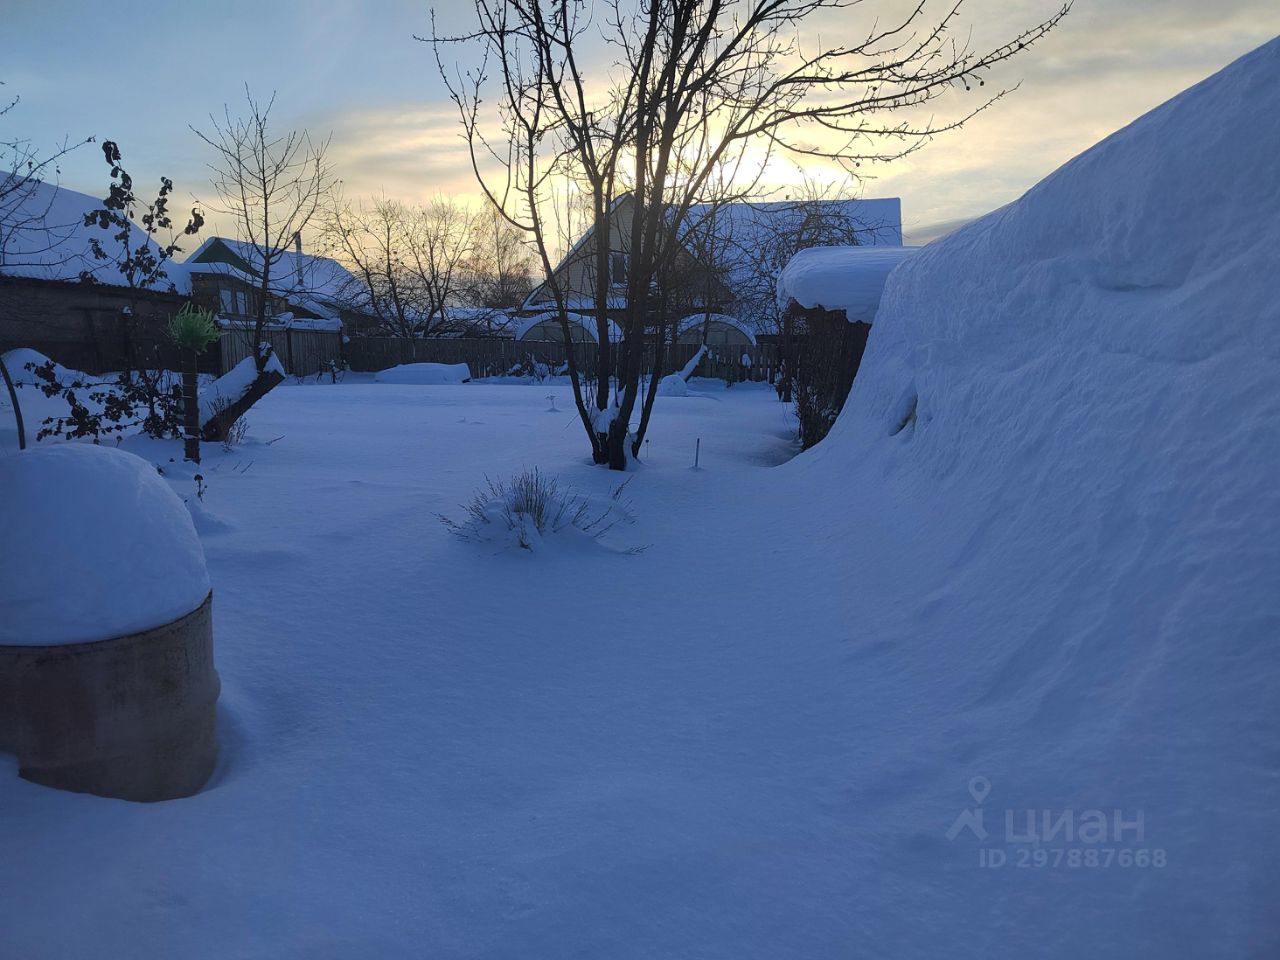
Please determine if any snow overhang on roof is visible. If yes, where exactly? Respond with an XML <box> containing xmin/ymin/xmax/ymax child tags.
<box><xmin>776</xmin><ymin>245</ymin><xmax>920</xmax><ymax>324</ymax></box>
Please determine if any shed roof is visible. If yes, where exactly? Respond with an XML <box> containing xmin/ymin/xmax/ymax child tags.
<box><xmin>777</xmin><ymin>245</ymin><xmax>920</xmax><ymax>324</ymax></box>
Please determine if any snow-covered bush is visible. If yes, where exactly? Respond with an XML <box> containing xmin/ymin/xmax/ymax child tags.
<box><xmin>504</xmin><ymin>355</ymin><xmax>555</xmax><ymax>382</ymax></box>
<box><xmin>440</xmin><ymin>468</ymin><xmax>631</xmax><ymax>550</ymax></box>
<box><xmin>21</xmin><ymin>353</ymin><xmax>183</xmax><ymax>443</ymax></box>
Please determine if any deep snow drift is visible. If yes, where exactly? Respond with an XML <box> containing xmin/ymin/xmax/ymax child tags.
<box><xmin>0</xmin><ymin>444</ymin><xmax>210</xmax><ymax>644</ymax></box>
<box><xmin>780</xmin><ymin>34</ymin><xmax>1280</xmax><ymax>955</ymax></box>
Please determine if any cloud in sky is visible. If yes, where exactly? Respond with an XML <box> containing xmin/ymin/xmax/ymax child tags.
<box><xmin>4</xmin><ymin>0</ymin><xmax>1278</xmax><ymax>245</ymax></box>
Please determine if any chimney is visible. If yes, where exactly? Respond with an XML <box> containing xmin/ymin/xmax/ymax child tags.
<box><xmin>293</xmin><ymin>232</ymin><xmax>305</xmax><ymax>289</ymax></box>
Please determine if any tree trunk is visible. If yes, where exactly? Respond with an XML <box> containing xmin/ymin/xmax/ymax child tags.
<box><xmin>201</xmin><ymin>369</ymin><xmax>285</xmax><ymax>441</ymax></box>
<box><xmin>778</xmin><ymin>307</ymin><xmax>795</xmax><ymax>403</ymax></box>
<box><xmin>1</xmin><ymin>355</ymin><xmax>27</xmax><ymax>451</ymax></box>
<box><xmin>182</xmin><ymin>350</ymin><xmax>201</xmax><ymax>463</ymax></box>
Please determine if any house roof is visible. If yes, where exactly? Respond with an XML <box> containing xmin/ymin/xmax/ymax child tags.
<box><xmin>776</xmin><ymin>245</ymin><xmax>920</xmax><ymax>323</ymax></box>
<box><xmin>523</xmin><ymin>194</ymin><xmax>903</xmax><ymax>316</ymax></box>
<box><xmin>681</xmin><ymin>197</ymin><xmax>903</xmax><ymax>295</ymax></box>
<box><xmin>183</xmin><ymin>236</ymin><xmax>357</xmax><ymax>306</ymax></box>
<box><xmin>0</xmin><ymin>179</ymin><xmax>193</xmax><ymax>291</ymax></box>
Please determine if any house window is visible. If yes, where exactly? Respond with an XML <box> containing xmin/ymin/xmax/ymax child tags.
<box><xmin>610</xmin><ymin>252</ymin><xmax>629</xmax><ymax>286</ymax></box>
<box><xmin>219</xmin><ymin>287</ymin><xmax>251</xmax><ymax>316</ymax></box>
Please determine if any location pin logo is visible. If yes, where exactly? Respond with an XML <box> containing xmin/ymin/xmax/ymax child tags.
<box><xmin>968</xmin><ymin>776</ymin><xmax>991</xmax><ymax>805</ymax></box>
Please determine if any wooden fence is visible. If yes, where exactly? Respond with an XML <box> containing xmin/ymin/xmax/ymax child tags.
<box><xmin>219</xmin><ymin>328</ymin><xmax>345</xmax><ymax>377</ymax></box>
<box><xmin>219</xmin><ymin>330</ymin><xmax>781</xmax><ymax>383</ymax></box>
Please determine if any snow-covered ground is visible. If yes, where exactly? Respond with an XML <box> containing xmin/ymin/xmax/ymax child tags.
<box><xmin>2</xmin><ymin>34</ymin><xmax>1278</xmax><ymax>960</ymax></box>
<box><xmin>1</xmin><ymin>379</ymin><xmax>823</xmax><ymax>958</ymax></box>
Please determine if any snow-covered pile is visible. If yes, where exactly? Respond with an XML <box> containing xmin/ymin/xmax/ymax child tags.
<box><xmin>777</xmin><ymin>244</ymin><xmax>919</xmax><ymax>322</ymax></box>
<box><xmin>374</xmin><ymin>362</ymin><xmax>472</xmax><ymax>385</ymax></box>
<box><xmin>784</xmin><ymin>36</ymin><xmax>1280</xmax><ymax>952</ymax></box>
<box><xmin>656</xmin><ymin>373</ymin><xmax>690</xmax><ymax>397</ymax></box>
<box><xmin>0</xmin><ymin>444</ymin><xmax>210</xmax><ymax>645</ymax></box>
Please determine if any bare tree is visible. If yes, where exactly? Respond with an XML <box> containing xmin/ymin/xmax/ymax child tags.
<box><xmin>677</xmin><ymin>169</ymin><xmax>889</xmax><ymax>398</ymax></box>
<box><xmin>411</xmin><ymin>197</ymin><xmax>479</xmax><ymax>334</ymax></box>
<box><xmin>322</xmin><ymin>194</ymin><xmax>482</xmax><ymax>337</ymax></box>
<box><xmin>193</xmin><ymin>88</ymin><xmax>335</xmax><ymax>372</ymax></box>
<box><xmin>0</xmin><ymin>85</ymin><xmax>92</xmax><ymax>275</ymax></box>
<box><xmin>433</xmin><ymin>0</ymin><xmax>1070</xmax><ymax>469</ymax></box>
<box><xmin>460</xmin><ymin>209</ymin><xmax>535</xmax><ymax>314</ymax></box>
<box><xmin>1</xmin><ymin>86</ymin><xmax>93</xmax><ymax>449</ymax></box>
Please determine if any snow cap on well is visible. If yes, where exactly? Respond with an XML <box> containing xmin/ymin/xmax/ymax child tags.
<box><xmin>0</xmin><ymin>444</ymin><xmax>211</xmax><ymax>645</ymax></box>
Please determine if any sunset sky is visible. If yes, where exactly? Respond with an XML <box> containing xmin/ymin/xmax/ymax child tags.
<box><xmin>4</xmin><ymin>0</ymin><xmax>1278</xmax><ymax>245</ymax></box>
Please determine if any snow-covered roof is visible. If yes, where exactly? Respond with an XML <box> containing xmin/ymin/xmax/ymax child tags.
<box><xmin>520</xmin><ymin>193</ymin><xmax>632</xmax><ymax>312</ymax></box>
<box><xmin>183</xmin><ymin>236</ymin><xmax>357</xmax><ymax>305</ymax></box>
<box><xmin>443</xmin><ymin>305</ymin><xmax>511</xmax><ymax>324</ymax></box>
<box><xmin>681</xmin><ymin>197</ymin><xmax>903</xmax><ymax>293</ymax></box>
<box><xmin>777</xmin><ymin>245</ymin><xmax>920</xmax><ymax>323</ymax></box>
<box><xmin>523</xmin><ymin>293</ymin><xmax>629</xmax><ymax>312</ymax></box>
<box><xmin>0</xmin><ymin>179</ymin><xmax>193</xmax><ymax>291</ymax></box>
<box><xmin>675</xmin><ymin>313</ymin><xmax>757</xmax><ymax>344</ymax></box>
<box><xmin>524</xmin><ymin>195</ymin><xmax>902</xmax><ymax>318</ymax></box>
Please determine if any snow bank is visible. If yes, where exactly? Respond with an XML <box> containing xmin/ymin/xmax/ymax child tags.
<box><xmin>374</xmin><ymin>362</ymin><xmax>472</xmax><ymax>385</ymax></box>
<box><xmin>1</xmin><ymin>347</ymin><xmax>87</xmax><ymax>386</ymax></box>
<box><xmin>777</xmin><ymin>245</ymin><xmax>919</xmax><ymax>322</ymax></box>
<box><xmin>789</xmin><ymin>37</ymin><xmax>1280</xmax><ymax>953</ymax></box>
<box><xmin>0</xmin><ymin>444</ymin><xmax>210</xmax><ymax>645</ymax></box>
<box><xmin>199</xmin><ymin>353</ymin><xmax>287</xmax><ymax>424</ymax></box>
